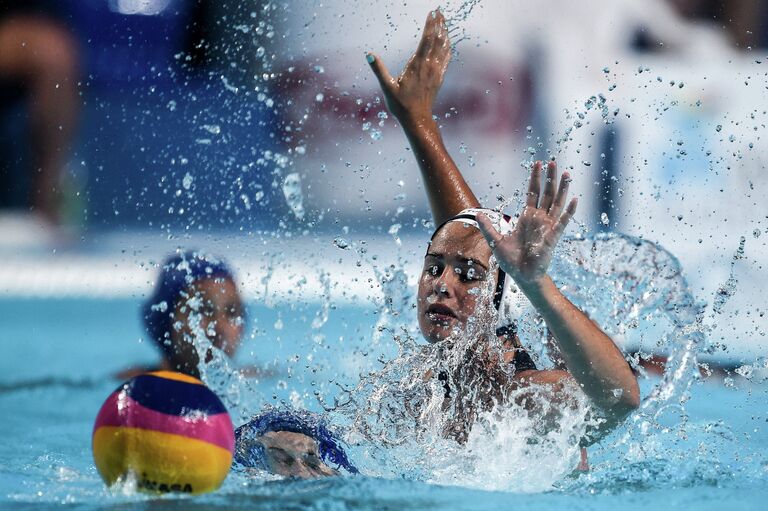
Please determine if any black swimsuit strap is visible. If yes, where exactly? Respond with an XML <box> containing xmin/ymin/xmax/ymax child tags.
<box><xmin>495</xmin><ymin>324</ymin><xmax>537</xmax><ymax>373</ymax></box>
<box><xmin>511</xmin><ymin>348</ymin><xmax>537</xmax><ymax>372</ymax></box>
<box><xmin>438</xmin><ymin>344</ymin><xmax>537</xmax><ymax>399</ymax></box>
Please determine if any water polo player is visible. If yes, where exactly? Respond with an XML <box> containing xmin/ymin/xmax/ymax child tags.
<box><xmin>119</xmin><ymin>250</ymin><xmax>245</xmax><ymax>379</ymax></box>
<box><xmin>366</xmin><ymin>10</ymin><xmax>639</xmax><ymax>441</ymax></box>
<box><xmin>234</xmin><ymin>409</ymin><xmax>358</xmax><ymax>479</ymax></box>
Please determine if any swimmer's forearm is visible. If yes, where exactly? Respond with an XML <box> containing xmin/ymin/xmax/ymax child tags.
<box><xmin>400</xmin><ymin>117</ymin><xmax>480</xmax><ymax>225</ymax></box>
<box><xmin>520</xmin><ymin>275</ymin><xmax>640</xmax><ymax>416</ymax></box>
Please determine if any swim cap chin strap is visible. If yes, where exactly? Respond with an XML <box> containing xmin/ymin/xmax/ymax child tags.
<box><xmin>430</xmin><ymin>208</ymin><xmax>529</xmax><ymax>333</ymax></box>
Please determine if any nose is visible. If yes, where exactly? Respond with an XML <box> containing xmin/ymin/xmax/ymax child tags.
<box><xmin>432</xmin><ymin>266</ymin><xmax>456</xmax><ymax>297</ymax></box>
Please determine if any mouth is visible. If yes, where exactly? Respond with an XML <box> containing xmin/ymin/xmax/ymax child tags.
<box><xmin>425</xmin><ymin>303</ymin><xmax>457</xmax><ymax>324</ymax></box>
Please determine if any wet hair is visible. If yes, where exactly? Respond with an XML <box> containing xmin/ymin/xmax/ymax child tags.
<box><xmin>142</xmin><ymin>250</ymin><xmax>237</xmax><ymax>360</ymax></box>
<box><xmin>234</xmin><ymin>409</ymin><xmax>359</xmax><ymax>474</ymax></box>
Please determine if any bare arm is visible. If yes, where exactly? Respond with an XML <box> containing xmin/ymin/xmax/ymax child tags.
<box><xmin>367</xmin><ymin>10</ymin><xmax>478</xmax><ymax>225</ymax></box>
<box><xmin>519</xmin><ymin>278</ymin><xmax>640</xmax><ymax>422</ymax></box>
<box><xmin>368</xmin><ymin>9</ymin><xmax>638</xmax><ymax>438</ymax></box>
<box><xmin>477</xmin><ymin>162</ymin><xmax>640</xmax><ymax>429</ymax></box>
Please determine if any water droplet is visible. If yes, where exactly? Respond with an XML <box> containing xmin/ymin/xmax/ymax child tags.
<box><xmin>333</xmin><ymin>237</ymin><xmax>350</xmax><ymax>250</ymax></box>
<box><xmin>282</xmin><ymin>173</ymin><xmax>305</xmax><ymax>220</ymax></box>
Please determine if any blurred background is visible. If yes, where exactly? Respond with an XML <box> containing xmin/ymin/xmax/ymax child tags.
<box><xmin>0</xmin><ymin>0</ymin><xmax>766</xmax><ymax>367</ymax></box>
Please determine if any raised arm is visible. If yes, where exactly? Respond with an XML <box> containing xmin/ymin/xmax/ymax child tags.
<box><xmin>366</xmin><ymin>9</ymin><xmax>478</xmax><ymax>225</ymax></box>
<box><xmin>477</xmin><ymin>161</ymin><xmax>640</xmax><ymax>434</ymax></box>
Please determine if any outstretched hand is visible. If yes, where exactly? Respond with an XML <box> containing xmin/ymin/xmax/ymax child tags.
<box><xmin>366</xmin><ymin>9</ymin><xmax>450</xmax><ymax>126</ymax></box>
<box><xmin>476</xmin><ymin>161</ymin><xmax>578</xmax><ymax>289</ymax></box>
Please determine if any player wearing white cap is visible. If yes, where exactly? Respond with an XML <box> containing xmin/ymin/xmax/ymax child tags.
<box><xmin>366</xmin><ymin>10</ymin><xmax>639</xmax><ymax>448</ymax></box>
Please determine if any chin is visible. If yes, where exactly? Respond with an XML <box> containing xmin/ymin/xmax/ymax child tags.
<box><xmin>423</xmin><ymin>324</ymin><xmax>457</xmax><ymax>343</ymax></box>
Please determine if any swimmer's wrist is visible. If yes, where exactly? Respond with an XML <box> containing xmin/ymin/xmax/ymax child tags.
<box><xmin>400</xmin><ymin>112</ymin><xmax>438</xmax><ymax>134</ymax></box>
<box><xmin>515</xmin><ymin>274</ymin><xmax>552</xmax><ymax>301</ymax></box>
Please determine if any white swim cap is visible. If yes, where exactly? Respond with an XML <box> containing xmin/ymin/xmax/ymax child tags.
<box><xmin>429</xmin><ymin>208</ymin><xmax>529</xmax><ymax>332</ymax></box>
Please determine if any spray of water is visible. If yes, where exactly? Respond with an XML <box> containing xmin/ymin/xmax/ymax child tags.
<box><xmin>316</xmin><ymin>229</ymin><xmax>717</xmax><ymax>492</ymax></box>
<box><xmin>114</xmin><ymin>0</ymin><xmax>760</xmax><ymax>498</ymax></box>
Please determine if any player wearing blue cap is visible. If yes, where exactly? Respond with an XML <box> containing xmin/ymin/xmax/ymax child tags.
<box><xmin>234</xmin><ymin>409</ymin><xmax>358</xmax><ymax>478</ymax></box>
<box><xmin>118</xmin><ymin>250</ymin><xmax>245</xmax><ymax>379</ymax></box>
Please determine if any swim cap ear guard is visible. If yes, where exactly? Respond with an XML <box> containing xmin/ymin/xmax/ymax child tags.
<box><xmin>430</xmin><ymin>208</ymin><xmax>529</xmax><ymax>334</ymax></box>
<box><xmin>234</xmin><ymin>409</ymin><xmax>359</xmax><ymax>475</ymax></box>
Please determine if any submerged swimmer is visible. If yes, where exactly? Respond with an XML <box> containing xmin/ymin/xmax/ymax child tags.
<box><xmin>235</xmin><ymin>409</ymin><xmax>358</xmax><ymax>479</ymax></box>
<box><xmin>364</xmin><ymin>10</ymin><xmax>639</xmax><ymax>443</ymax></box>
<box><xmin>118</xmin><ymin>250</ymin><xmax>245</xmax><ymax>379</ymax></box>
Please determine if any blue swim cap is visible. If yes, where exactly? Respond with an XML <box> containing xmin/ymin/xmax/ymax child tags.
<box><xmin>142</xmin><ymin>250</ymin><xmax>237</xmax><ymax>359</ymax></box>
<box><xmin>234</xmin><ymin>409</ymin><xmax>359</xmax><ymax>474</ymax></box>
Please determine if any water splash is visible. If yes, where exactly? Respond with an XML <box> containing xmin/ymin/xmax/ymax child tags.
<box><xmin>550</xmin><ymin>233</ymin><xmax>706</xmax><ymax>408</ymax></box>
<box><xmin>324</xmin><ymin>231</ymin><xmax>711</xmax><ymax>492</ymax></box>
<box><xmin>712</xmin><ymin>236</ymin><xmax>745</xmax><ymax>315</ymax></box>
<box><xmin>442</xmin><ymin>1</ymin><xmax>483</xmax><ymax>50</ymax></box>
<box><xmin>282</xmin><ymin>173</ymin><xmax>305</xmax><ymax>221</ymax></box>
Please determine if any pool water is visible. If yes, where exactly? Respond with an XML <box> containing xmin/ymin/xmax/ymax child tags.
<box><xmin>1</xmin><ymin>297</ymin><xmax>766</xmax><ymax>510</ymax></box>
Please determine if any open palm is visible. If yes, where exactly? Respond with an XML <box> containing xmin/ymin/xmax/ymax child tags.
<box><xmin>366</xmin><ymin>9</ymin><xmax>450</xmax><ymax>125</ymax></box>
<box><xmin>477</xmin><ymin>161</ymin><xmax>578</xmax><ymax>287</ymax></box>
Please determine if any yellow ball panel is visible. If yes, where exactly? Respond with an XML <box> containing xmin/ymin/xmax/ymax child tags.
<box><xmin>145</xmin><ymin>371</ymin><xmax>204</xmax><ymax>385</ymax></box>
<box><xmin>93</xmin><ymin>426</ymin><xmax>232</xmax><ymax>494</ymax></box>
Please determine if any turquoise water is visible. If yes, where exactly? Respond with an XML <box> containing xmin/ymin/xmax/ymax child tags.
<box><xmin>1</xmin><ymin>297</ymin><xmax>766</xmax><ymax>510</ymax></box>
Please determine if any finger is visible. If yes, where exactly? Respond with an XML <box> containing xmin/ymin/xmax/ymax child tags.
<box><xmin>526</xmin><ymin>161</ymin><xmax>543</xmax><ymax>208</ymax></box>
<box><xmin>424</xmin><ymin>17</ymin><xmax>451</xmax><ymax>80</ymax></box>
<box><xmin>434</xmin><ymin>9</ymin><xmax>449</xmax><ymax>44</ymax></box>
<box><xmin>428</xmin><ymin>17</ymin><xmax>448</xmax><ymax>50</ymax></box>
<box><xmin>554</xmin><ymin>198</ymin><xmax>578</xmax><ymax>236</ymax></box>
<box><xmin>417</xmin><ymin>10</ymin><xmax>439</xmax><ymax>57</ymax></box>
<box><xmin>366</xmin><ymin>53</ymin><xmax>396</xmax><ymax>95</ymax></box>
<box><xmin>540</xmin><ymin>160</ymin><xmax>557</xmax><ymax>213</ymax></box>
<box><xmin>549</xmin><ymin>170</ymin><xmax>571</xmax><ymax>218</ymax></box>
<box><xmin>476</xmin><ymin>214</ymin><xmax>504</xmax><ymax>249</ymax></box>
<box><xmin>429</xmin><ymin>15</ymin><xmax>451</xmax><ymax>61</ymax></box>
